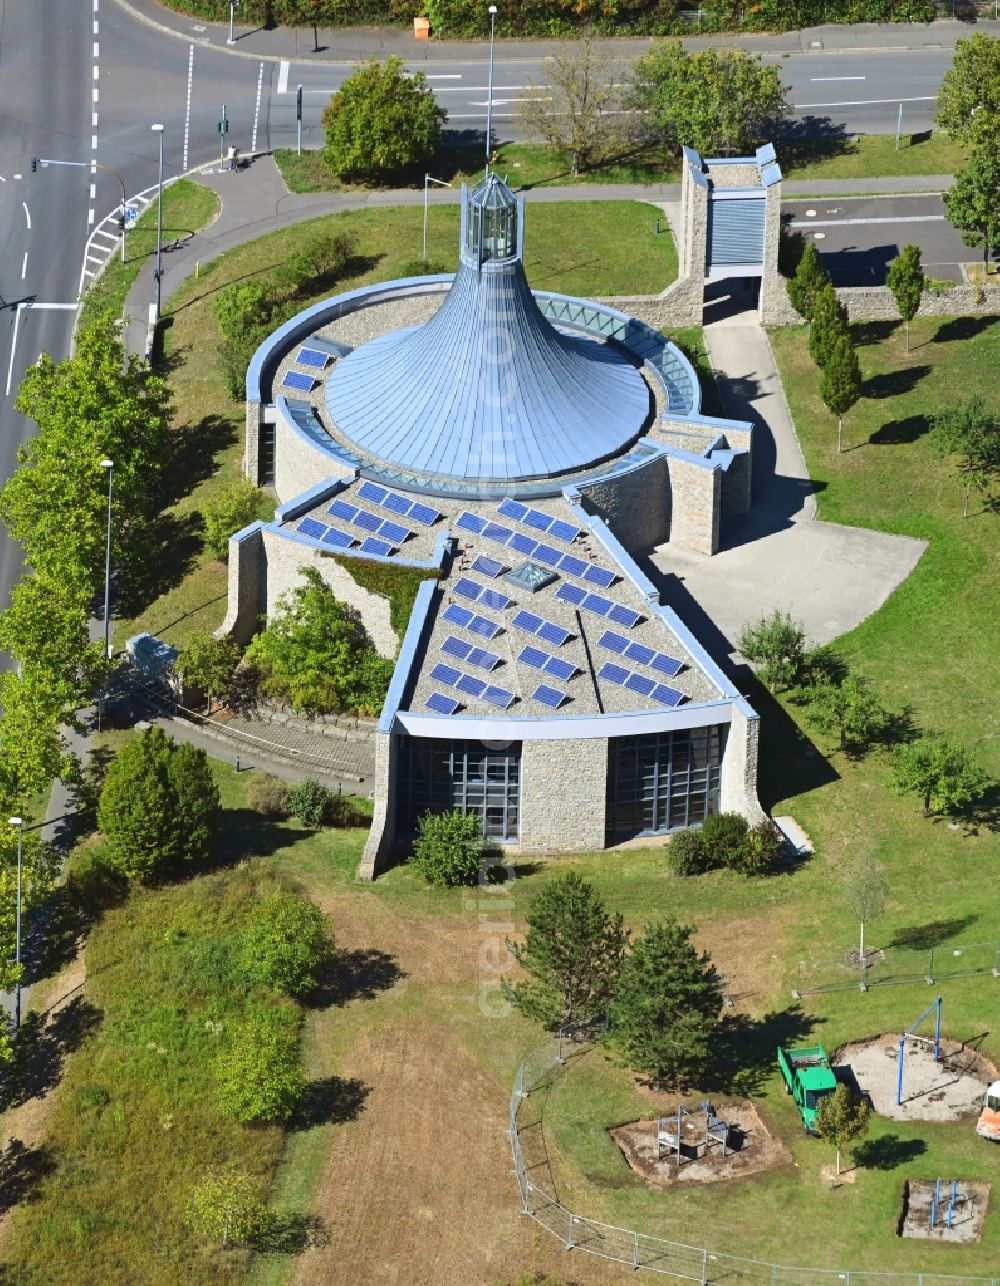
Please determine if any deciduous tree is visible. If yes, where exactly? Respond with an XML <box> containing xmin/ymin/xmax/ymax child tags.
<box><xmin>943</xmin><ymin>143</ymin><xmax>1000</xmax><ymax>271</ymax></box>
<box><xmin>930</xmin><ymin>394</ymin><xmax>1000</xmax><ymax>517</ymax></box>
<box><xmin>609</xmin><ymin>919</ymin><xmax>721</xmax><ymax>1089</ymax></box>
<box><xmin>804</xmin><ymin>672</ymin><xmax>888</xmax><ymax>755</ymax></box>
<box><xmin>241</xmin><ymin>893</ymin><xmax>333</xmax><ymax>997</ymax></box>
<box><xmin>820</xmin><ymin>332</ymin><xmax>862</xmax><ymax>454</ymax></box>
<box><xmin>844</xmin><ymin>852</ymin><xmax>888</xmax><ymax>968</ymax></box>
<box><xmin>737</xmin><ymin>609</ymin><xmax>806</xmax><ymax>692</ymax></box>
<box><xmin>185</xmin><ymin>1169</ymin><xmax>271</xmax><ymax>1249</ymax></box>
<box><xmin>173</xmin><ymin>632</ymin><xmax>241</xmax><ymax>712</ymax></box>
<box><xmin>933</xmin><ymin>33</ymin><xmax>1000</xmax><ymax>149</ymax></box>
<box><xmin>216</xmin><ymin>1001</ymin><xmax>305</xmax><ymax>1124</ymax></box>
<box><xmin>886</xmin><ymin>244</ymin><xmax>925</xmax><ymax>352</ymax></box>
<box><xmin>892</xmin><ymin>735</ymin><xmax>990</xmax><ymax>819</ymax></box>
<box><xmin>0</xmin><ymin>827</ymin><xmax>60</xmax><ymax>994</ymax></box>
<box><xmin>201</xmin><ymin>480</ymin><xmax>269</xmax><ymax>559</ymax></box>
<box><xmin>505</xmin><ymin>871</ymin><xmax>629</xmax><ymax>1029</ymax></box>
<box><xmin>815</xmin><ymin>1083</ymin><xmax>871</xmax><ymax>1176</ymax></box>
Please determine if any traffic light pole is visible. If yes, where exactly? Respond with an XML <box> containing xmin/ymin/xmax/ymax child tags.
<box><xmin>32</xmin><ymin>156</ymin><xmax>127</xmax><ymax>261</ymax></box>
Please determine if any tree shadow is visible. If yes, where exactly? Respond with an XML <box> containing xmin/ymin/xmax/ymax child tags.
<box><xmin>309</xmin><ymin>947</ymin><xmax>405</xmax><ymax>1008</ymax></box>
<box><xmin>815</xmin><ymin>244</ymin><xmax>900</xmax><ymax>288</ymax></box>
<box><xmin>289</xmin><ymin>1075</ymin><xmax>369</xmax><ymax>1131</ymax></box>
<box><xmin>120</xmin><ymin>510</ymin><xmax>204</xmax><ymax>617</ymax></box>
<box><xmin>0</xmin><ymin>998</ymin><xmax>104</xmax><ymax>1111</ymax></box>
<box><xmin>853</xmin><ymin>1135</ymin><xmax>927</xmax><ymax>1171</ymax></box>
<box><xmin>31</xmin><ymin>855</ymin><xmax>128</xmax><ymax>983</ymax></box>
<box><xmin>932</xmin><ymin>316</ymin><xmax>997</xmax><ymax>345</ymax></box>
<box><xmin>953</xmin><ymin>779</ymin><xmax>1000</xmax><ymax>835</ymax></box>
<box><xmin>862</xmin><ymin>365</ymin><xmax>930</xmax><ymax>401</ymax></box>
<box><xmin>868</xmin><ymin>414</ymin><xmax>931</xmax><ymax>446</ymax></box>
<box><xmin>253</xmin><ymin>1211</ymin><xmax>330</xmax><ymax>1254</ymax></box>
<box><xmin>853</xmin><ymin>321</ymin><xmax>899</xmax><ymax>348</ymax></box>
<box><xmin>873</xmin><ymin>705</ymin><xmax>919</xmax><ymax>750</ymax></box>
<box><xmin>161</xmin><ymin>414</ymin><xmax>239</xmax><ymax>507</ymax></box>
<box><xmin>745</xmin><ymin>675</ymin><xmax>839</xmax><ymax>813</ymax></box>
<box><xmin>776</xmin><ymin>117</ymin><xmax>855</xmax><ymax>172</ymax></box>
<box><xmin>0</xmin><ymin>1139</ymin><xmax>55</xmax><ymax>1217</ymax></box>
<box><xmin>887</xmin><ymin>916</ymin><xmax>978</xmax><ymax>951</ymax></box>
<box><xmin>702</xmin><ymin>1005</ymin><xmax>820</xmax><ymax>1096</ymax></box>
<box><xmin>215</xmin><ymin>810</ymin><xmax>314</xmax><ymax>866</ymax></box>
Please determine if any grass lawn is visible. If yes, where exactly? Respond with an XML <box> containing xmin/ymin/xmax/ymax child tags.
<box><xmin>274</xmin><ymin>132</ymin><xmax>964</xmax><ymax>196</ymax></box>
<box><xmin>120</xmin><ymin>199</ymin><xmax>677</xmax><ymax>652</ymax></box>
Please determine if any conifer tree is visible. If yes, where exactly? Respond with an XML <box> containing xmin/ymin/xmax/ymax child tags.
<box><xmin>886</xmin><ymin>244</ymin><xmax>925</xmax><ymax>352</ymax></box>
<box><xmin>820</xmin><ymin>332</ymin><xmax>862</xmax><ymax>454</ymax></box>
<box><xmin>808</xmin><ymin>282</ymin><xmax>849</xmax><ymax>370</ymax></box>
<box><xmin>786</xmin><ymin>241</ymin><xmax>829</xmax><ymax>321</ymax></box>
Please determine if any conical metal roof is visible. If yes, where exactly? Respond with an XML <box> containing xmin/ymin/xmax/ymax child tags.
<box><xmin>323</xmin><ymin>177</ymin><xmax>651</xmax><ymax>488</ymax></box>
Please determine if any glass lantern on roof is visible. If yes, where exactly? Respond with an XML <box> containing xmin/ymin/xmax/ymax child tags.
<box><xmin>466</xmin><ymin>173</ymin><xmax>518</xmax><ymax>263</ymax></box>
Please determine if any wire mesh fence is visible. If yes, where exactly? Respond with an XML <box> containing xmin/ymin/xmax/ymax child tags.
<box><xmin>793</xmin><ymin>942</ymin><xmax>1000</xmax><ymax>997</ymax></box>
<box><xmin>507</xmin><ymin>1021</ymin><xmax>998</xmax><ymax>1284</ymax></box>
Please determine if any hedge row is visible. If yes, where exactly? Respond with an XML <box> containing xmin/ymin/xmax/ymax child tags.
<box><xmin>159</xmin><ymin>0</ymin><xmax>939</xmax><ymax>36</ymax></box>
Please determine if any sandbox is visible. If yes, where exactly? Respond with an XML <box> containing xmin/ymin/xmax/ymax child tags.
<box><xmin>611</xmin><ymin>1101</ymin><xmax>791</xmax><ymax>1187</ymax></box>
<box><xmin>899</xmin><ymin>1179</ymin><xmax>990</xmax><ymax>1244</ymax></box>
<box><xmin>836</xmin><ymin>1035</ymin><xmax>996</xmax><ymax>1122</ymax></box>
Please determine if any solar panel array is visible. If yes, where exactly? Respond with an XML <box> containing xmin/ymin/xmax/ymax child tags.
<box><xmin>453</xmin><ymin>577</ymin><xmax>514</xmax><ymax>612</ymax></box>
<box><xmin>297</xmin><ymin>516</ymin><xmax>354</xmax><ymax>548</ymax></box>
<box><xmin>281</xmin><ymin>370</ymin><xmax>316</xmax><ymax>393</ymax></box>
<box><xmin>296</xmin><ymin>346</ymin><xmax>330</xmax><ymax>370</ymax></box>
<box><xmin>455</xmin><ymin>512</ymin><xmax>614</xmax><ymax>586</ymax></box>
<box><xmin>328</xmin><ymin>498</ymin><xmax>410</xmax><ymax>546</ymax></box>
<box><xmin>430</xmin><ymin>663</ymin><xmax>515</xmax><ymax>710</ymax></box>
<box><xmin>442</xmin><ymin>635</ymin><xmax>501</xmax><ymax>671</ymax></box>
<box><xmin>598</xmin><ymin>662</ymin><xmax>684</xmax><ymax>707</ymax></box>
<box><xmin>442</xmin><ymin>603</ymin><xmax>502</xmax><ymax>640</ymax></box>
<box><xmin>518</xmin><ymin>646</ymin><xmax>577</xmax><ymax>683</ymax></box>
<box><xmin>497</xmin><ymin>498</ymin><xmax>580</xmax><ymax>543</ymax></box>
<box><xmin>512</xmin><ymin>610</ymin><xmax>571</xmax><ymax>647</ymax></box>
<box><xmin>357</xmin><ymin>480</ymin><xmax>441</xmax><ymax>526</ymax></box>
<box><xmin>471</xmin><ymin>555</ymin><xmax>503</xmax><ymax>578</ymax></box>
<box><xmin>555</xmin><ymin>583</ymin><xmax>642</xmax><ymax>628</ymax></box>
<box><xmin>598</xmin><ymin>631</ymin><xmax>683</xmax><ymax>677</ymax></box>
<box><xmin>533</xmin><ymin>683</ymin><xmax>568</xmax><ymax>709</ymax></box>
<box><xmin>425</xmin><ymin>691</ymin><xmax>459</xmax><ymax>716</ymax></box>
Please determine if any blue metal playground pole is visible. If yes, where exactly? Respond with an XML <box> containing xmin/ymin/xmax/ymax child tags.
<box><xmin>897</xmin><ymin>1037</ymin><xmax>906</xmax><ymax>1106</ymax></box>
<box><xmin>934</xmin><ymin>994</ymin><xmax>942</xmax><ymax>1061</ymax></box>
<box><xmin>931</xmin><ymin>1177</ymin><xmax>942</xmax><ymax>1228</ymax></box>
<box><xmin>947</xmin><ymin>1178</ymin><xmax>958</xmax><ymax>1228</ymax></box>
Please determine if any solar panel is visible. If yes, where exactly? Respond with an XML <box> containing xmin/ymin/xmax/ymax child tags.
<box><xmin>534</xmin><ymin>683</ymin><xmax>566</xmax><ymax>709</ymax></box>
<box><xmin>609</xmin><ymin>604</ymin><xmax>642</xmax><ymax>629</ymax></box>
<box><xmin>623</xmin><ymin>641</ymin><xmax>654</xmax><ymax>665</ymax></box>
<box><xmin>425</xmin><ymin>692</ymin><xmax>459</xmax><ymax>715</ymax></box>
<box><xmin>408</xmin><ymin>502</ymin><xmax>440</xmax><ymax>526</ymax></box>
<box><xmin>556</xmin><ymin>583</ymin><xmax>586</xmax><ymax>607</ymax></box>
<box><xmin>518</xmin><ymin>646</ymin><xmax>548</xmax><ymax>670</ymax></box>
<box><xmin>544</xmin><ymin>655</ymin><xmax>576</xmax><ymax>682</ymax></box>
<box><xmin>467</xmin><ymin>646</ymin><xmax>500</xmax><ymax>671</ymax></box>
<box><xmin>583</xmin><ymin>565</ymin><xmax>616</xmax><ymax>588</ymax></box>
<box><xmin>583</xmin><ymin>594</ymin><xmax>612</xmax><ymax>616</ymax></box>
<box><xmin>498</xmin><ymin>498</ymin><xmax>528</xmax><ymax>521</ymax></box>
<box><xmin>598</xmin><ymin>662</ymin><xmax>629</xmax><ymax>686</ymax></box>
<box><xmin>456</xmin><ymin>673</ymin><xmax>486</xmax><ymax>698</ymax></box>
<box><xmin>532</xmin><ymin>543</ymin><xmax>561</xmax><ymax>567</ymax></box>
<box><xmin>321</xmin><ymin>526</ymin><xmax>353</xmax><ymax>548</ymax></box>
<box><xmin>358</xmin><ymin>481</ymin><xmax>388</xmax><ymax>504</ymax></box>
<box><xmin>379</xmin><ymin>519</ymin><xmax>410</xmax><ymax>544</ymax></box>
<box><xmin>442</xmin><ymin>636</ymin><xmax>472</xmax><ymax>661</ymax></box>
<box><xmin>483</xmin><ymin>522</ymin><xmax>513</xmax><ymax>543</ymax></box>
<box><xmin>296</xmin><ymin>347</ymin><xmax>329</xmax><ymax>369</ymax></box>
<box><xmin>480</xmin><ymin>587</ymin><xmax>513</xmax><ymax>612</ymax></box>
<box><xmin>472</xmin><ymin>555</ymin><xmax>503</xmax><ymax>578</ymax></box>
<box><xmin>653</xmin><ymin>683</ymin><xmax>684</xmax><ymax>707</ymax></box>
<box><xmin>456</xmin><ymin>511</ymin><xmax>486</xmax><ymax>534</ymax></box>
<box><xmin>442</xmin><ymin>603</ymin><xmax>474</xmax><ymax>629</ymax></box>
<box><xmin>298</xmin><ymin>517</ymin><xmax>326</xmax><ymax>539</ymax></box>
<box><xmin>469</xmin><ymin>615</ymin><xmax>501</xmax><ymax>640</ymax></box>
<box><xmin>382</xmin><ymin>492</ymin><xmax>411</xmax><ymax>515</ymax></box>
<box><xmin>329</xmin><ymin>499</ymin><xmax>358</xmax><ymax>522</ymax></box>
<box><xmin>359</xmin><ymin>537</ymin><xmax>394</xmax><ymax>556</ymax></box>
<box><xmin>508</xmin><ymin>531</ymin><xmax>537</xmax><ymax>556</ymax></box>
<box><xmin>625</xmin><ymin>673</ymin><xmax>656</xmax><ymax>697</ymax></box>
<box><xmin>598</xmin><ymin>631</ymin><xmax>629</xmax><ymax>656</ymax></box>
<box><xmin>538</xmin><ymin>620</ymin><xmax>571</xmax><ymax>647</ymax></box>
<box><xmin>430</xmin><ymin>662</ymin><xmax>461</xmax><ymax>686</ymax></box>
<box><xmin>549</xmin><ymin>520</ymin><xmax>580</xmax><ymax>543</ymax></box>
<box><xmin>651</xmin><ymin>653</ymin><xmax>683</xmax><ymax>678</ymax></box>
<box><xmin>513</xmin><ymin>610</ymin><xmax>542</xmax><ymax>634</ymax></box>
<box><xmin>524</xmin><ymin>509</ymin><xmax>553</xmax><ymax>532</ymax></box>
<box><xmin>281</xmin><ymin>370</ymin><xmax>315</xmax><ymax>393</ymax></box>
<box><xmin>558</xmin><ymin>554</ymin><xmax>588</xmax><ymax>578</ymax></box>
<box><xmin>354</xmin><ymin>509</ymin><xmax>381</xmax><ymax>533</ymax></box>
<box><xmin>454</xmin><ymin>577</ymin><xmax>482</xmax><ymax>601</ymax></box>
<box><xmin>483</xmin><ymin>685</ymin><xmax>515</xmax><ymax>710</ymax></box>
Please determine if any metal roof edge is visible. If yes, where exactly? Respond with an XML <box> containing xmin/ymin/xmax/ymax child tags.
<box><xmin>378</xmin><ymin>579</ymin><xmax>439</xmax><ymax>733</ymax></box>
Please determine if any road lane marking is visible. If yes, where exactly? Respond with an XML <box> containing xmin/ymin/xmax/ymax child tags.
<box><xmin>93</xmin><ymin>65</ymin><xmax>99</xmax><ymax>80</ymax></box>
<box><xmin>810</xmin><ymin>76</ymin><xmax>866</xmax><ymax>81</ymax></box>
<box><xmin>93</xmin><ymin>41</ymin><xmax>99</xmax><ymax>58</ymax></box>
<box><xmin>183</xmin><ymin>44</ymin><xmax>194</xmax><ymax>171</ymax></box>
<box><xmin>21</xmin><ymin>253</ymin><xmax>27</xmax><ymax>280</ymax></box>
<box><xmin>22</xmin><ymin>202</ymin><xmax>30</xmax><ymax>229</ymax></box>
<box><xmin>93</xmin><ymin>87</ymin><xmax>98</xmax><ymax>102</ymax></box>
<box><xmin>90</xmin><ymin>184</ymin><xmax>96</xmax><ymax>199</ymax></box>
<box><xmin>277</xmin><ymin>60</ymin><xmax>289</xmax><ymax>94</ymax></box>
<box><xmin>425</xmin><ymin>74</ymin><xmax>461</xmax><ymax>80</ymax></box>
<box><xmin>89</xmin><ymin>209</ymin><xmax>95</xmax><ymax>224</ymax></box>
<box><xmin>793</xmin><ymin>95</ymin><xmax>936</xmax><ymax>108</ymax></box>
<box><xmin>789</xmin><ymin>214</ymin><xmax>945</xmax><ymax>228</ymax></box>
<box><xmin>91</xmin><ymin>135</ymin><xmax>98</xmax><ymax>150</ymax></box>
<box><xmin>251</xmin><ymin>61</ymin><xmax>264</xmax><ymax>155</ymax></box>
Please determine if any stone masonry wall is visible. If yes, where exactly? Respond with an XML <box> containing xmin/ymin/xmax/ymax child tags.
<box><xmin>359</xmin><ymin>730</ymin><xmax>395</xmax><ymax>881</ymax></box>
<box><xmin>757</xmin><ymin>181</ymin><xmax>783</xmax><ymax>322</ymax></box>
<box><xmin>665</xmin><ymin>456</ymin><xmax>720</xmax><ymax>555</ymax></box>
<box><xmin>216</xmin><ymin>524</ymin><xmax>265</xmax><ymax>645</ymax></box>
<box><xmin>261</xmin><ymin>529</ymin><xmax>398</xmax><ymax>658</ymax></box>
<box><xmin>721</xmin><ymin>451</ymin><xmax>752</xmax><ymax>516</ymax></box>
<box><xmin>719</xmin><ymin>704</ymin><xmax>765</xmax><ymax>825</ymax></box>
<box><xmin>578</xmin><ymin>455</ymin><xmax>671</xmax><ymax>552</ymax></box>
<box><xmin>519</xmin><ymin>737</ymin><xmax>607</xmax><ymax>851</ymax></box>
<box><xmin>245</xmin><ymin>401</ymin><xmax>261</xmax><ymax>483</ymax></box>
<box><xmin>761</xmin><ymin>272</ymin><xmax>1000</xmax><ymax>327</ymax></box>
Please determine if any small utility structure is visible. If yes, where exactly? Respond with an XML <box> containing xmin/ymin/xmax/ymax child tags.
<box><xmin>777</xmin><ymin>1044</ymin><xmax>837</xmax><ymax>1134</ymax></box>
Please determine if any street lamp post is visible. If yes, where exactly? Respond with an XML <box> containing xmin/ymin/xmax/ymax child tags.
<box><xmin>151</xmin><ymin>124</ymin><xmax>165</xmax><ymax>322</ymax></box>
<box><xmin>227</xmin><ymin>0</ymin><xmax>238</xmax><ymax>44</ymax></box>
<box><xmin>485</xmin><ymin>5</ymin><xmax>498</xmax><ymax>173</ymax></box>
<box><xmin>9</xmin><ymin>817</ymin><xmax>22</xmax><ymax>1031</ymax></box>
<box><xmin>98</xmin><ymin>459</ymin><xmax>114</xmax><ymax>733</ymax></box>
<box><xmin>423</xmin><ymin>175</ymin><xmax>454</xmax><ymax>263</ymax></box>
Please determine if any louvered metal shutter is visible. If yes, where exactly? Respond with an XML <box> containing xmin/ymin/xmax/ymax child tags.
<box><xmin>707</xmin><ymin>196</ymin><xmax>766</xmax><ymax>270</ymax></box>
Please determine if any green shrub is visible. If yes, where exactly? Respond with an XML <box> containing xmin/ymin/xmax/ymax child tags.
<box><xmin>700</xmin><ymin>812</ymin><xmax>749</xmax><ymax>870</ymax></box>
<box><xmin>216</xmin><ymin>1001</ymin><xmax>305</xmax><ymax>1124</ymax></box>
<box><xmin>287</xmin><ymin>778</ymin><xmax>335</xmax><ymax>828</ymax></box>
<box><xmin>667</xmin><ymin>827</ymin><xmax>709</xmax><ymax>876</ymax></box>
<box><xmin>246</xmin><ymin>772</ymin><xmax>290</xmax><ymax>817</ymax></box>
<box><xmin>241</xmin><ymin>893</ymin><xmax>333</xmax><ymax>996</ymax></box>
<box><xmin>730</xmin><ymin>819</ymin><xmax>785</xmax><ymax>876</ymax></box>
<box><xmin>410</xmin><ymin>808</ymin><xmax>486</xmax><ymax>887</ymax></box>
<box><xmin>185</xmin><ymin>1168</ymin><xmax>272</xmax><ymax>1248</ymax></box>
<box><xmin>201</xmin><ymin>479</ymin><xmax>269</xmax><ymax>559</ymax></box>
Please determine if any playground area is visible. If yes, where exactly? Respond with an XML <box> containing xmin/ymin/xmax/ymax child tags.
<box><xmin>837</xmin><ymin>1034</ymin><xmax>996</xmax><ymax>1122</ymax></box>
<box><xmin>610</xmin><ymin>1101</ymin><xmax>791</xmax><ymax>1187</ymax></box>
<box><xmin>899</xmin><ymin>1179</ymin><xmax>991</xmax><ymax>1245</ymax></box>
